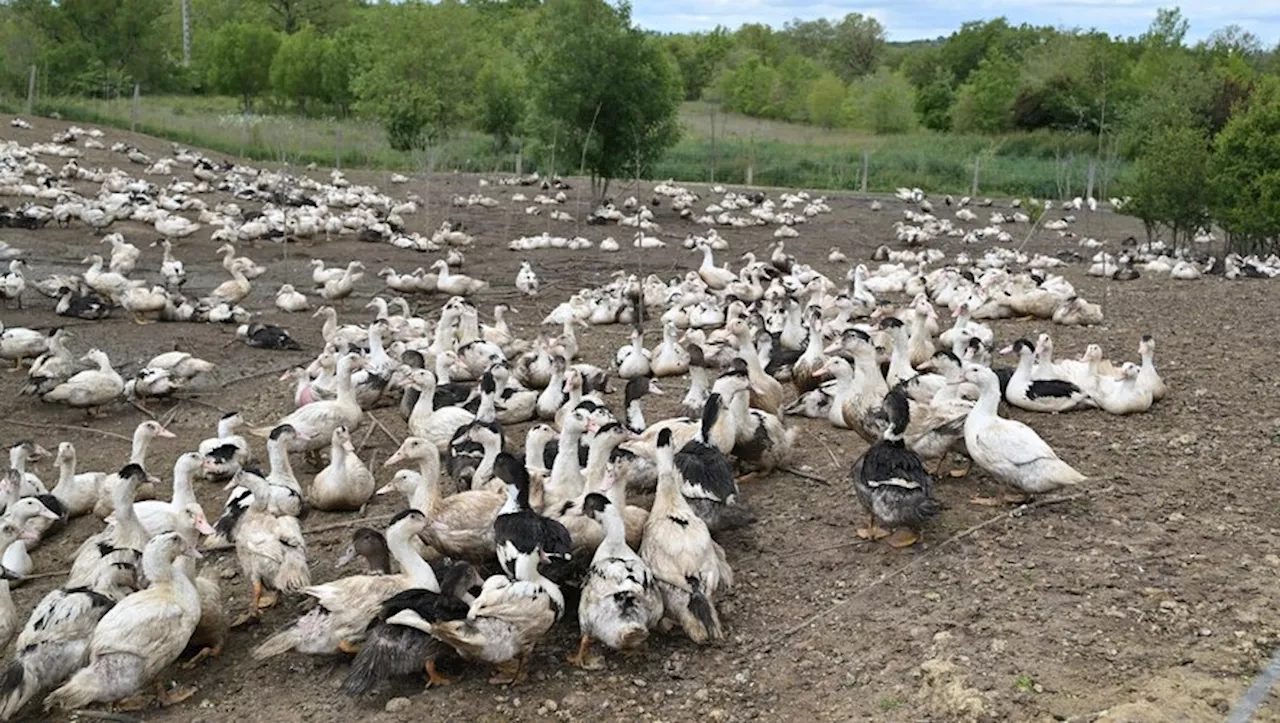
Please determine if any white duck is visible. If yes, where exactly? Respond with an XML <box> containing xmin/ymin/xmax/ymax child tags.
<box><xmin>515</xmin><ymin>261</ymin><xmax>538</xmax><ymax>296</ymax></box>
<box><xmin>962</xmin><ymin>365</ymin><xmax>1085</xmax><ymax>505</ymax></box>
<box><xmin>102</xmin><ymin>233</ymin><xmax>139</xmax><ymax>275</ymax></box>
<box><xmin>309</xmin><ymin>427</ymin><xmax>375</xmax><ymax>512</ymax></box>
<box><xmin>275</xmin><ymin>284</ymin><xmax>309</xmax><ymax>312</ymax></box>
<box><xmin>252</xmin><ymin>354</ymin><xmax>362</xmax><ymax>455</ymax></box>
<box><xmin>41</xmin><ymin>349</ymin><xmax>123</xmax><ymax>415</ymax></box>
<box><xmin>156</xmin><ymin>239</ymin><xmax>186</xmax><ymax>288</ymax></box>
<box><xmin>615</xmin><ymin>330</ymin><xmax>652</xmax><ymax>379</ymax></box>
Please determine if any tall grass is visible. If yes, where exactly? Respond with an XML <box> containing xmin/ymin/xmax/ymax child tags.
<box><xmin>27</xmin><ymin>95</ymin><xmax>1127</xmax><ymax>198</ymax></box>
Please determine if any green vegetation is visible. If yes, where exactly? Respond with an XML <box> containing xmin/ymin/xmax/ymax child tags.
<box><xmin>0</xmin><ymin>1</ymin><xmax>1275</xmax><ymax>234</ymax></box>
<box><xmin>1014</xmin><ymin>674</ymin><xmax>1036</xmax><ymax>693</ymax></box>
<box><xmin>877</xmin><ymin>697</ymin><xmax>903</xmax><ymax>711</ymax></box>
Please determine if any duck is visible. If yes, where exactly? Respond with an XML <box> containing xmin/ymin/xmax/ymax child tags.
<box><xmin>650</xmin><ymin>323</ymin><xmax>689</xmax><ymax>378</ymax></box>
<box><xmin>156</xmin><ymin>239</ymin><xmax>185</xmax><ymax>289</ymax></box>
<box><xmin>568</xmin><ymin>492</ymin><xmax>663</xmax><ymax>669</ymax></box>
<box><xmin>381</xmin><ymin>437</ymin><xmax>505</xmax><ymax>565</ymax></box>
<box><xmin>433</xmin><ymin>260</ymin><xmax>488</xmax><ymax>296</ymax></box>
<box><xmin>338</xmin><ymin>560</ymin><xmax>479</xmax><ymax>694</ymax></box>
<box><xmin>516</xmin><ymin>261</ymin><xmax>538</xmax><ymax>296</ymax></box>
<box><xmin>1</xmin><ymin>476</ymin><xmax>62</xmax><ymax>579</ymax></box>
<box><xmin>131</xmin><ymin>452</ymin><xmax>206</xmax><ymax>537</ymax></box>
<box><xmin>622</xmin><ymin>376</ymin><xmax>663</xmax><ymax>435</ymax></box>
<box><xmin>335</xmin><ymin>527</ymin><xmax>393</xmax><ymax>575</ymax></box>
<box><xmin>1091</xmin><ymin>363</ymin><xmax>1153</xmax><ymax>415</ymax></box>
<box><xmin>79</xmin><ymin>255</ymin><xmax>132</xmax><ymax>301</ymax></box>
<box><xmin>726</xmin><ymin>370</ymin><xmax>797</xmax><ymax>479</ymax></box>
<box><xmin>791</xmin><ymin>308</ymin><xmax>826</xmax><ymax>395</ymax></box>
<box><xmin>615</xmin><ymin>329</ymin><xmax>651</xmax><ymax>379</ymax></box>
<box><xmin>6</xmin><ymin>440</ymin><xmax>50</xmax><ymax>498</ymax></box>
<box><xmin>850</xmin><ymin>386</ymin><xmax>942</xmax><ymax>547</ymax></box>
<box><xmin>253</xmin><ymin>353</ymin><xmax>362</xmax><ymax>455</ymax></box>
<box><xmin>214</xmin><ymin>424</ymin><xmax>306</xmax><ymax>535</ymax></box>
<box><xmin>0</xmin><ymin>260</ymin><xmax>25</xmax><ymax>309</ymax></box>
<box><xmin>406</xmin><ymin>369</ymin><xmax>476</xmax><ymax>452</ymax></box>
<box><xmin>1052</xmin><ymin>296</ymin><xmax>1103</xmax><ymax>326</ymax></box>
<box><xmin>828</xmin><ymin>247</ymin><xmax>848</xmax><ymax>264</ymax></box>
<box><xmin>48</xmin><ymin>442</ymin><xmax>104</xmax><ymax>519</ymax></box>
<box><xmin>823</xmin><ymin>329</ymin><xmax>889</xmax><ymax>441</ymax></box>
<box><xmin>0</xmin><ymin>521</ymin><xmax>36</xmax><ymax>643</ymax></box>
<box><xmin>696</xmin><ymin>244</ymin><xmax>736</xmax><ymax>290</ymax></box>
<box><xmin>41</xmin><ymin>349</ymin><xmax>123</xmax><ymax>415</ymax></box>
<box><xmin>67</xmin><ymin>464</ymin><xmax>150</xmax><ymax>588</ymax></box>
<box><xmin>311</xmin><ymin>259</ymin><xmax>346</xmax><ymax>286</ymax></box>
<box><xmin>492</xmin><ymin>453</ymin><xmax>573</xmax><ymax>582</ymax></box>
<box><xmin>0</xmin><ymin>543</ymin><xmax>137</xmax><ymax>720</ymax></box>
<box><xmin>309</xmin><ymin>426</ymin><xmax>375</xmax><ymax>512</ymax></box>
<box><xmin>102</xmin><ymin>233</ymin><xmax>139</xmax><ymax>275</ymax></box>
<box><xmin>237</xmin><ymin>322</ymin><xmax>303</xmax><ymax>350</ymax></box>
<box><xmin>24</xmin><ymin>329</ymin><xmax>76</xmax><ymax>396</ymax></box>
<box><xmin>217</xmin><ymin>244</ymin><xmax>265</xmax><ymax>279</ymax></box>
<box><xmin>119</xmin><ymin>285</ymin><xmax>169</xmax><ymax>324</ymax></box>
<box><xmin>207</xmin><ymin>263</ymin><xmax>252</xmax><ymax>305</ymax></box>
<box><xmin>252</xmin><ymin>510</ymin><xmax>439</xmax><ymax>659</ymax></box>
<box><xmin>228</xmin><ymin>469</ymin><xmax>310</xmax><ymax>626</ymax></box>
<box><xmin>321</xmin><ymin>261</ymin><xmax>364</xmax><ymax>304</ymax></box>
<box><xmin>44</xmin><ymin>532</ymin><xmax>202</xmax><ymax>712</ymax></box>
<box><xmin>682</xmin><ymin>344</ymin><xmax>712</xmax><ymax>416</ymax></box>
<box><xmin>55</xmin><ymin>286</ymin><xmax>111</xmax><ymax>320</ymax></box>
<box><xmin>90</xmin><ymin>420</ymin><xmax>173</xmax><ymax>518</ymax></box>
<box><xmin>0</xmin><ymin>322</ymin><xmax>50</xmax><ymax>369</ymax></box>
<box><xmin>196</xmin><ymin>412</ymin><xmax>251</xmax><ymax>479</ymax></box>
<box><xmin>640</xmin><ymin>428</ymin><xmax>732</xmax><ymax>644</ymax></box>
<box><xmin>275</xmin><ymin>284</ymin><xmax>309</xmax><ymax>312</ymax></box>
<box><xmin>726</xmin><ymin>318</ymin><xmax>784</xmax><ymax>414</ymax></box>
<box><xmin>1003</xmin><ymin>338</ymin><xmax>1094</xmax><ymax>413</ymax></box>
<box><xmin>146</xmin><ymin>351</ymin><xmax>215</xmax><ymax>384</ymax></box>
<box><xmin>386</xmin><ymin>548</ymin><xmax>564</xmax><ymax>686</ymax></box>
<box><xmin>962</xmin><ymin>365</ymin><xmax>1086</xmax><ymax>505</ymax></box>
<box><xmin>1138</xmin><ymin>335</ymin><xmax>1167</xmax><ymax>401</ymax></box>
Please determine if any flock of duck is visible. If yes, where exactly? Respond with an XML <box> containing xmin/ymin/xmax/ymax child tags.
<box><xmin>0</xmin><ymin>121</ymin><xmax>1214</xmax><ymax>717</ymax></box>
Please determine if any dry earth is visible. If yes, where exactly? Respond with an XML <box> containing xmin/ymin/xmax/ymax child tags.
<box><xmin>0</xmin><ymin>114</ymin><xmax>1278</xmax><ymax>722</ymax></box>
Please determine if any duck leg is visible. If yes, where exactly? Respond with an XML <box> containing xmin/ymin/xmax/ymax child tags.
<box><xmin>425</xmin><ymin>658</ymin><xmax>457</xmax><ymax>687</ymax></box>
<box><xmin>337</xmin><ymin>639</ymin><xmax>361</xmax><ymax>654</ymax></box>
<box><xmin>487</xmin><ymin>658</ymin><xmax>522</xmax><ymax>686</ymax></box>
<box><xmin>566</xmin><ymin>634</ymin><xmax>603</xmax><ymax>670</ymax></box>
<box><xmin>181</xmin><ymin>643</ymin><xmax>222</xmax><ymax>670</ymax></box>
<box><xmin>948</xmin><ymin>456</ymin><xmax>971</xmax><ymax>479</ymax></box>
<box><xmin>886</xmin><ymin>528</ymin><xmax>920</xmax><ymax>548</ymax></box>
<box><xmin>156</xmin><ymin>681</ymin><xmax>199</xmax><ymax>707</ymax></box>
<box><xmin>258</xmin><ymin>587</ymin><xmax>280</xmax><ymax>610</ymax></box>
<box><xmin>856</xmin><ymin>511</ymin><xmax>891</xmax><ymax>541</ymax></box>
<box><xmin>232</xmin><ymin>581</ymin><xmax>264</xmax><ymax>627</ymax></box>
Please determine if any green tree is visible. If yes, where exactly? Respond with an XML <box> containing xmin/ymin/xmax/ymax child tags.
<box><xmin>526</xmin><ymin>0</ymin><xmax>682</xmax><ymax>197</ymax></box>
<box><xmin>828</xmin><ymin>13</ymin><xmax>885</xmax><ymax>80</ymax></box>
<box><xmin>270</xmin><ymin>26</ymin><xmax>328</xmax><ymax>111</ymax></box>
<box><xmin>719</xmin><ymin>54</ymin><xmax>780</xmax><ymax>117</ymax></box>
<box><xmin>950</xmin><ymin>52</ymin><xmax>1019</xmax><ymax>132</ymax></box>
<box><xmin>1208</xmin><ymin>80</ymin><xmax>1280</xmax><ymax>252</ymax></box>
<box><xmin>663</xmin><ymin>29</ymin><xmax>730</xmax><ymax>100</ymax></box>
<box><xmin>350</xmin><ymin>3</ymin><xmax>483</xmax><ymax>151</ymax></box>
<box><xmin>806</xmin><ymin>72</ymin><xmax>846</xmax><ymax>128</ymax></box>
<box><xmin>1127</xmin><ymin>125</ymin><xmax>1211</xmax><ymax>245</ymax></box>
<box><xmin>476</xmin><ymin>51</ymin><xmax>527</xmax><ymax>152</ymax></box>
<box><xmin>258</xmin><ymin>0</ymin><xmax>355</xmax><ymax>34</ymax></box>
<box><xmin>852</xmin><ymin>68</ymin><xmax>916</xmax><ymax>134</ymax></box>
<box><xmin>914</xmin><ymin>67</ymin><xmax>955</xmax><ymax>131</ymax></box>
<box><xmin>208</xmin><ymin>22</ymin><xmax>280</xmax><ymax>109</ymax></box>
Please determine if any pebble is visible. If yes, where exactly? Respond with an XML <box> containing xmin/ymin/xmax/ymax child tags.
<box><xmin>543</xmin><ymin>699</ymin><xmax>558</xmax><ymax>712</ymax></box>
<box><xmin>709</xmin><ymin>708</ymin><xmax>727</xmax><ymax>721</ymax></box>
<box><xmin>384</xmin><ymin>697</ymin><xmax>411</xmax><ymax>713</ymax></box>
<box><xmin>693</xmin><ymin>688</ymin><xmax>710</xmax><ymax>702</ymax></box>
<box><xmin>633</xmin><ymin>678</ymin><xmax>647</xmax><ymax>688</ymax></box>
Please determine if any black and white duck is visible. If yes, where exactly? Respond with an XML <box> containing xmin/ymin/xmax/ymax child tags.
<box><xmin>849</xmin><ymin>386</ymin><xmax>942</xmax><ymax>548</ymax></box>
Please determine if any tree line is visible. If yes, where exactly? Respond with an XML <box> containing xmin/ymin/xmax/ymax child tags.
<box><xmin>0</xmin><ymin>1</ymin><xmax>1276</xmax><ymax>248</ymax></box>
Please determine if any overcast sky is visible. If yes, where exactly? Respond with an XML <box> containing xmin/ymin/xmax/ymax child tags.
<box><xmin>630</xmin><ymin>0</ymin><xmax>1280</xmax><ymax>45</ymax></box>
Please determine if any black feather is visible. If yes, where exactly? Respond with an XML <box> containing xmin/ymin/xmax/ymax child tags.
<box><xmin>1025</xmin><ymin>379</ymin><xmax>1082</xmax><ymax>400</ymax></box>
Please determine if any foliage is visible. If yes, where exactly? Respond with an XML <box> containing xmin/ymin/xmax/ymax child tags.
<box><xmin>950</xmin><ymin>52</ymin><xmax>1019</xmax><ymax>133</ymax></box>
<box><xmin>350</xmin><ymin>3</ymin><xmax>483</xmax><ymax>151</ymax></box>
<box><xmin>1208</xmin><ymin>80</ymin><xmax>1280</xmax><ymax>252</ymax></box>
<box><xmin>208</xmin><ymin>22</ymin><xmax>280</xmax><ymax>109</ymax></box>
<box><xmin>850</xmin><ymin>68</ymin><xmax>916</xmax><ymax>134</ymax></box>
<box><xmin>476</xmin><ymin>50</ymin><xmax>527</xmax><ymax>151</ymax></box>
<box><xmin>663</xmin><ymin>30</ymin><xmax>731</xmax><ymax>101</ymax></box>
<box><xmin>806</xmin><ymin>73</ymin><xmax>846</xmax><ymax>129</ymax></box>
<box><xmin>525</xmin><ymin>0</ymin><xmax>682</xmax><ymax>195</ymax></box>
<box><xmin>1127</xmin><ymin>125</ymin><xmax>1211</xmax><ymax>243</ymax></box>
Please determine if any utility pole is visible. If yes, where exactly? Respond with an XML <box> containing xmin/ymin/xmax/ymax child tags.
<box><xmin>181</xmin><ymin>0</ymin><xmax>191</xmax><ymax>66</ymax></box>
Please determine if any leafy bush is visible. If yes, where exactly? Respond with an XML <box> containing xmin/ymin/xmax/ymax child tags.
<box><xmin>1127</xmin><ymin>126</ymin><xmax>1211</xmax><ymax>244</ymax></box>
<box><xmin>1209</xmin><ymin>80</ymin><xmax>1280</xmax><ymax>252</ymax></box>
<box><xmin>806</xmin><ymin>73</ymin><xmax>846</xmax><ymax>128</ymax></box>
<box><xmin>208</xmin><ymin>23</ymin><xmax>280</xmax><ymax>109</ymax></box>
<box><xmin>950</xmin><ymin>52</ymin><xmax>1019</xmax><ymax>133</ymax></box>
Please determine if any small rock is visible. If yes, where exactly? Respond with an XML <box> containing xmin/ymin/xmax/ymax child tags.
<box><xmin>385</xmin><ymin>697</ymin><xmax>411</xmax><ymax>713</ymax></box>
<box><xmin>543</xmin><ymin>699</ymin><xmax>558</xmax><ymax>712</ymax></box>
<box><xmin>1167</xmin><ymin>512</ymin><xmax>1186</xmax><ymax>523</ymax></box>
<box><xmin>693</xmin><ymin>688</ymin><xmax>710</xmax><ymax>702</ymax></box>
<box><xmin>633</xmin><ymin>678</ymin><xmax>647</xmax><ymax>688</ymax></box>
<box><xmin>709</xmin><ymin>709</ymin><xmax>727</xmax><ymax>721</ymax></box>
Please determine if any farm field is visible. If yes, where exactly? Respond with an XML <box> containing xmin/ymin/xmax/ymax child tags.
<box><xmin>0</xmin><ymin>113</ymin><xmax>1277</xmax><ymax>722</ymax></box>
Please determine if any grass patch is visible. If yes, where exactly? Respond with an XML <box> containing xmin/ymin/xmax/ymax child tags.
<box><xmin>877</xmin><ymin>697</ymin><xmax>904</xmax><ymax>711</ymax></box>
<box><xmin>1014</xmin><ymin>674</ymin><xmax>1036</xmax><ymax>693</ymax></box>
<box><xmin>19</xmin><ymin>94</ymin><xmax>1128</xmax><ymax>198</ymax></box>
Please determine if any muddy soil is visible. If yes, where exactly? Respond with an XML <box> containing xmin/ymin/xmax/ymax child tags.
<box><xmin>0</xmin><ymin>114</ymin><xmax>1278</xmax><ymax>722</ymax></box>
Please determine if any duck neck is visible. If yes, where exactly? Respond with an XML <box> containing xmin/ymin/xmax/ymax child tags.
<box><xmin>473</xmin><ymin>437</ymin><xmax>501</xmax><ymax>491</ymax></box>
<box><xmin>975</xmin><ymin>380</ymin><xmax>1002</xmax><ymax>416</ymax></box>
<box><xmin>128</xmin><ymin>429</ymin><xmax>153</xmax><ymax>467</ymax></box>
<box><xmin>585</xmin><ymin>437</ymin><xmax>618</xmax><ymax>489</ymax></box>
<box><xmin>171</xmin><ymin>459</ymin><xmax>197</xmax><ymax>507</ymax></box>
<box><xmin>7</xmin><ymin>448</ymin><xmax>23</xmax><ymax>475</ymax></box>
<box><xmin>388</xmin><ymin>526</ymin><xmax>439</xmax><ymax>590</ymax></box>
<box><xmin>476</xmin><ymin>388</ymin><xmax>496</xmax><ymax>423</ymax></box>
<box><xmin>549</xmin><ymin>427</ymin><xmax>583</xmax><ymax>494</ymax></box>
<box><xmin>55</xmin><ymin>450</ymin><xmax>75</xmax><ymax>492</ymax></box>
<box><xmin>334</xmin><ymin>359</ymin><xmax>356</xmax><ymax>404</ymax></box>
<box><xmin>414</xmin><ymin>455</ymin><xmax>441</xmax><ymax>515</ymax></box>
<box><xmin>143</xmin><ymin>549</ymin><xmax>176</xmax><ymax>585</ymax></box>
<box><xmin>599</xmin><ymin>507</ymin><xmax>628</xmax><ymax>547</ymax></box>
<box><xmin>625</xmin><ymin>398</ymin><xmax>646</xmax><ymax>434</ymax></box>
<box><xmin>268</xmin><ymin>439</ymin><xmax>295</xmax><ymax>486</ymax></box>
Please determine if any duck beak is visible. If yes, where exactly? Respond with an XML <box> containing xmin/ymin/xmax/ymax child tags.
<box><xmin>195</xmin><ymin>517</ymin><xmax>215</xmax><ymax>536</ymax></box>
<box><xmin>182</xmin><ymin>545</ymin><xmax>204</xmax><ymax>560</ymax></box>
<box><xmin>38</xmin><ymin>508</ymin><xmax>59</xmax><ymax>521</ymax></box>
<box><xmin>647</xmin><ymin>380</ymin><xmax>664</xmax><ymax>395</ymax></box>
<box><xmin>917</xmin><ymin>359</ymin><xmax>935</xmax><ymax>372</ymax></box>
<box><xmin>375</xmin><ymin>482</ymin><xmax>395</xmax><ymax>495</ymax></box>
<box><xmin>823</xmin><ymin>342</ymin><xmax>840</xmax><ymax>354</ymax></box>
<box><xmin>32</xmin><ymin>445</ymin><xmax>50</xmax><ymax>460</ymax></box>
<box><xmin>336</xmin><ymin>544</ymin><xmax>359</xmax><ymax>568</ymax></box>
<box><xmin>383</xmin><ymin>451</ymin><xmax>405</xmax><ymax>468</ymax></box>
<box><xmin>155</xmin><ymin>426</ymin><xmax>177</xmax><ymax>439</ymax></box>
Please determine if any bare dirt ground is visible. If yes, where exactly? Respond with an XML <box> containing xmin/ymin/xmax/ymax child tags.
<box><xmin>0</xmin><ymin>113</ymin><xmax>1278</xmax><ymax>722</ymax></box>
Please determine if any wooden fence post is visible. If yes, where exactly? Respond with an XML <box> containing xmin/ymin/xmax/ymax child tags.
<box><xmin>25</xmin><ymin>65</ymin><xmax>36</xmax><ymax>115</ymax></box>
<box><xmin>746</xmin><ymin>165</ymin><xmax>753</xmax><ymax>186</ymax></box>
<box><xmin>860</xmin><ymin>150</ymin><xmax>869</xmax><ymax>193</ymax></box>
<box><xmin>130</xmin><ymin>84</ymin><xmax>140</xmax><ymax>132</ymax></box>
<box><xmin>515</xmin><ymin>146</ymin><xmax>522</xmax><ymax>176</ymax></box>
<box><xmin>971</xmin><ymin>155</ymin><xmax>980</xmax><ymax>197</ymax></box>
<box><xmin>335</xmin><ymin>128</ymin><xmax>343</xmax><ymax>170</ymax></box>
